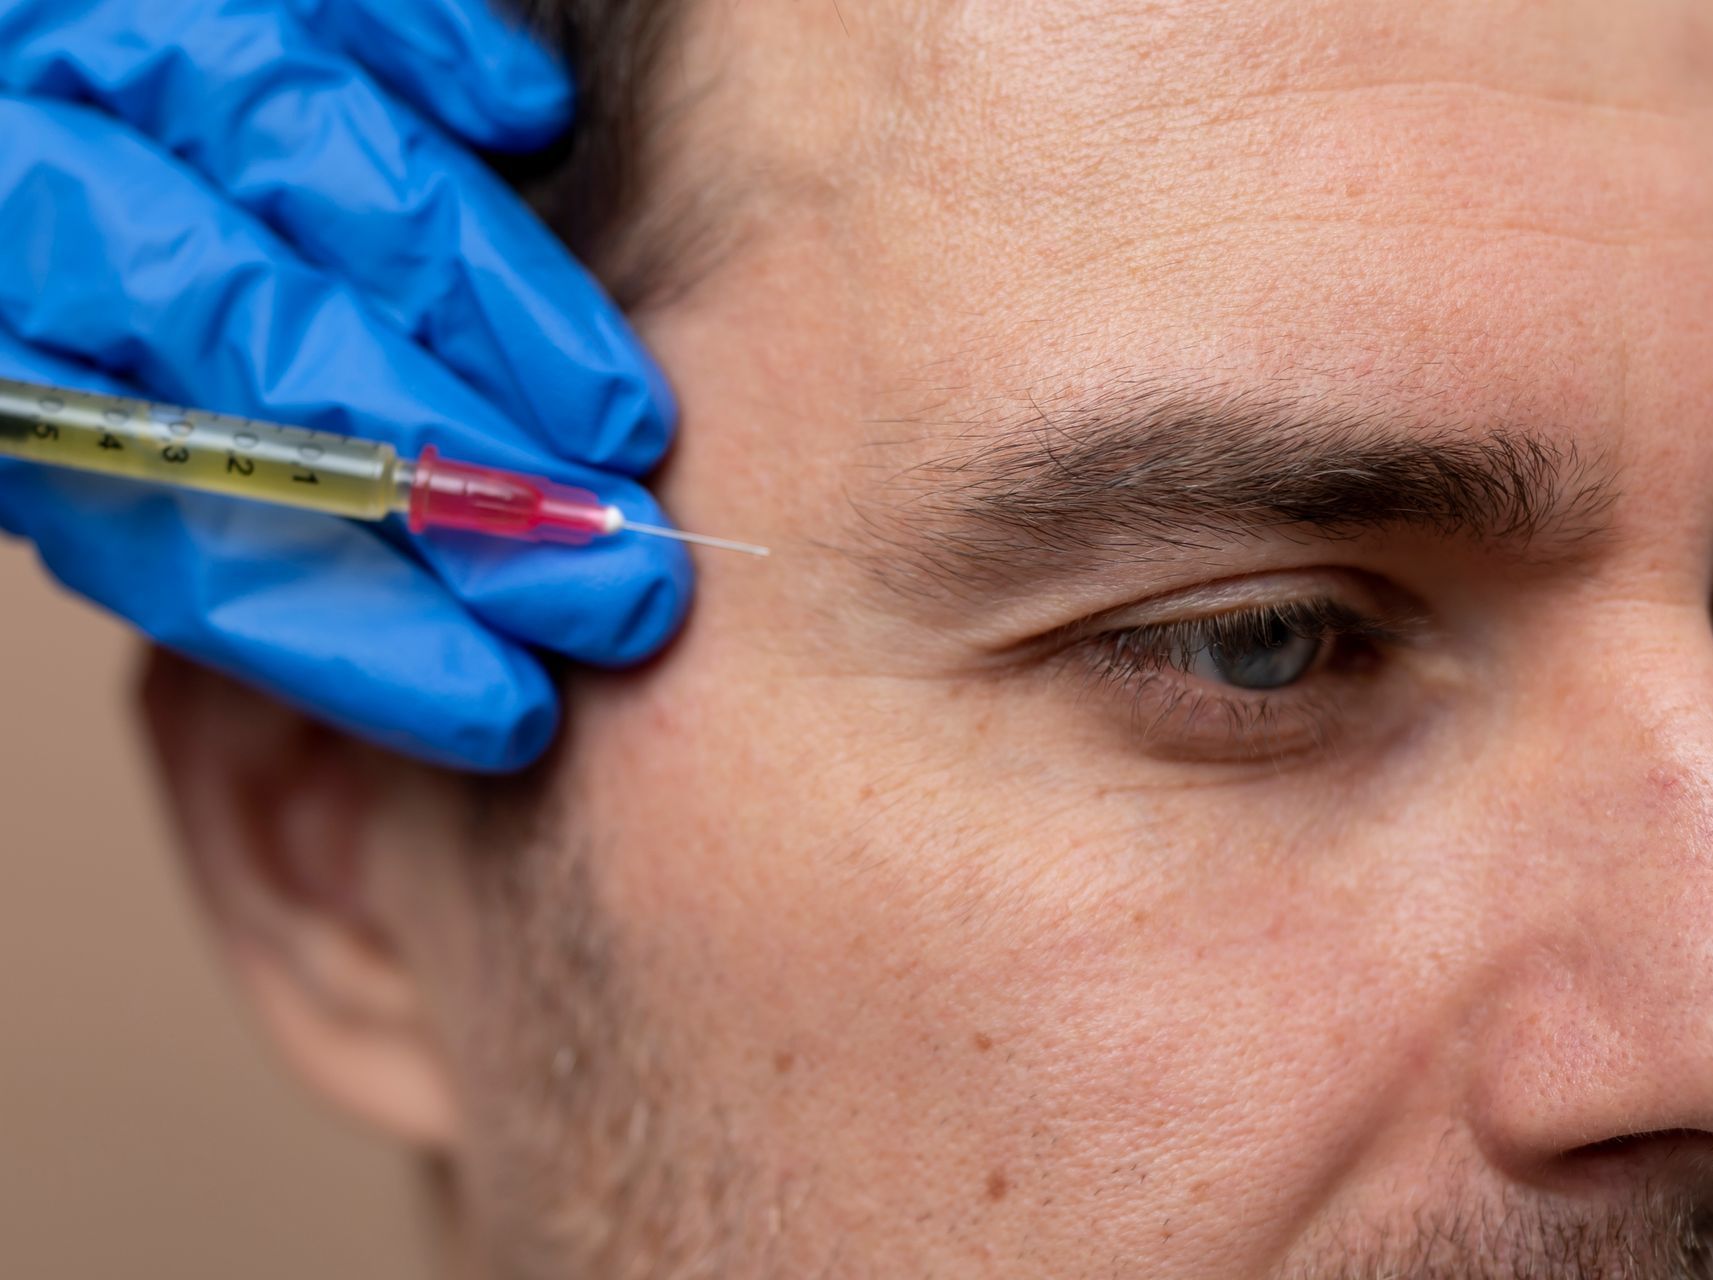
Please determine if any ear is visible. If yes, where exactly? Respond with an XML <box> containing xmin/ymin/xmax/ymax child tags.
<box><xmin>138</xmin><ymin>648</ymin><xmax>471</xmax><ymax>1150</ymax></box>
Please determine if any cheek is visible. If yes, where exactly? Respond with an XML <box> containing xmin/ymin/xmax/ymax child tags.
<box><xmin>564</xmin><ymin>654</ymin><xmax>1438</xmax><ymax>1267</ymax></box>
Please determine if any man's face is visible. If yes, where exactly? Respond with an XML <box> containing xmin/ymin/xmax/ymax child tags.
<box><xmin>442</xmin><ymin>0</ymin><xmax>1713</xmax><ymax>1273</ymax></box>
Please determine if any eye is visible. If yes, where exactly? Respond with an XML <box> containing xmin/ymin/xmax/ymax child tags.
<box><xmin>1064</xmin><ymin>587</ymin><xmax>1424</xmax><ymax>764</ymax></box>
<box><xmin>1178</xmin><ymin>612</ymin><xmax>1325</xmax><ymax>690</ymax></box>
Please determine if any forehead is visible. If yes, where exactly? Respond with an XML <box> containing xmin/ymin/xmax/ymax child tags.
<box><xmin>921</xmin><ymin>4</ymin><xmax>1699</xmax><ymax>381</ymax></box>
<box><xmin>691</xmin><ymin>0</ymin><xmax>1710</xmax><ymax>371</ymax></box>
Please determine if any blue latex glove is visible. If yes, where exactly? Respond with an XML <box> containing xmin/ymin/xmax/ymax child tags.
<box><xmin>0</xmin><ymin>0</ymin><xmax>691</xmax><ymax>771</ymax></box>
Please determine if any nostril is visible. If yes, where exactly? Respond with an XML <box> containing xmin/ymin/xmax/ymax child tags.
<box><xmin>1550</xmin><ymin>1129</ymin><xmax>1713</xmax><ymax>1207</ymax></box>
<box><xmin>1572</xmin><ymin>1128</ymin><xmax>1710</xmax><ymax>1159</ymax></box>
<box><xmin>1563</xmin><ymin>1128</ymin><xmax>1713</xmax><ymax>1189</ymax></box>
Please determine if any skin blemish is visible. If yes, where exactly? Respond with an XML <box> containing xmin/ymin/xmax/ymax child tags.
<box><xmin>985</xmin><ymin>1169</ymin><xmax>1010</xmax><ymax>1202</ymax></box>
<box><xmin>773</xmin><ymin>1050</ymin><xmax>796</xmax><ymax>1074</ymax></box>
<box><xmin>1648</xmin><ymin>767</ymin><xmax>1681</xmax><ymax>798</ymax></box>
<box><xmin>972</xmin><ymin>1031</ymin><xmax>994</xmax><ymax>1052</ymax></box>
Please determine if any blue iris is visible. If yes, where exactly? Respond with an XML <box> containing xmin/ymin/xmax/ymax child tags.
<box><xmin>1202</xmin><ymin>615</ymin><xmax>1322</xmax><ymax>690</ymax></box>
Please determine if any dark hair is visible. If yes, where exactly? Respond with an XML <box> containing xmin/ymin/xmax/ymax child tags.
<box><xmin>494</xmin><ymin>0</ymin><xmax>693</xmax><ymax>309</ymax></box>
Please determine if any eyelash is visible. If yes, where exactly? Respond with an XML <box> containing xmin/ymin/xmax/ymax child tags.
<box><xmin>1077</xmin><ymin>596</ymin><xmax>1414</xmax><ymax>761</ymax></box>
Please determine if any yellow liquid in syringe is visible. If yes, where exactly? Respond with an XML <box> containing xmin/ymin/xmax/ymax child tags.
<box><xmin>0</xmin><ymin>379</ymin><xmax>407</xmax><ymax>519</ymax></box>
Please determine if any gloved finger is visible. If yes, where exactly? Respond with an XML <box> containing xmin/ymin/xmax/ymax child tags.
<box><xmin>0</xmin><ymin>331</ymin><xmax>559</xmax><ymax>772</ymax></box>
<box><xmin>0</xmin><ymin>97</ymin><xmax>691</xmax><ymax>666</ymax></box>
<box><xmin>0</xmin><ymin>0</ymin><xmax>669</xmax><ymax>476</ymax></box>
<box><xmin>284</xmin><ymin>0</ymin><xmax>573</xmax><ymax>150</ymax></box>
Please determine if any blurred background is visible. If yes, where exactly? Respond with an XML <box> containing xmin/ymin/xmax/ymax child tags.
<box><xmin>0</xmin><ymin>541</ymin><xmax>427</xmax><ymax>1278</ymax></box>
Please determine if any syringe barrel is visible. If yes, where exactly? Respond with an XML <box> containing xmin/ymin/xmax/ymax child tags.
<box><xmin>0</xmin><ymin>378</ymin><xmax>402</xmax><ymax>521</ymax></box>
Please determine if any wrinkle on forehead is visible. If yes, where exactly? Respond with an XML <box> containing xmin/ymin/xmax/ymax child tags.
<box><xmin>776</xmin><ymin>0</ymin><xmax>1711</xmax><ymax>425</ymax></box>
<box><xmin>661</xmin><ymin>0</ymin><xmax>1712</xmax><ymax>329</ymax></box>
<box><xmin>855</xmin><ymin>0</ymin><xmax>1713</xmax><ymax>236</ymax></box>
<box><xmin>902</xmin><ymin>0</ymin><xmax>1712</xmax><ymax>120</ymax></box>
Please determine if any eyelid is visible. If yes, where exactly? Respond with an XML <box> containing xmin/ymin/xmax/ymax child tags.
<box><xmin>1033</xmin><ymin>568</ymin><xmax>1426</xmax><ymax>654</ymax></box>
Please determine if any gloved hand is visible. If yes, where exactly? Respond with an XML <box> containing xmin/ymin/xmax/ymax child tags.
<box><xmin>0</xmin><ymin>0</ymin><xmax>690</xmax><ymax>771</ymax></box>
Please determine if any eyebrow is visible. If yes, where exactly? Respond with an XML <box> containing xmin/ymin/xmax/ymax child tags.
<box><xmin>854</xmin><ymin>379</ymin><xmax>1617</xmax><ymax>598</ymax></box>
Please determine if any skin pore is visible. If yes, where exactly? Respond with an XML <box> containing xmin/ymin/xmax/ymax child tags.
<box><xmin>144</xmin><ymin>0</ymin><xmax>1713</xmax><ymax>1276</ymax></box>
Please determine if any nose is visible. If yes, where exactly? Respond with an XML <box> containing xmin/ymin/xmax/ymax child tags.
<box><xmin>1465</xmin><ymin>614</ymin><xmax>1713</xmax><ymax>1193</ymax></box>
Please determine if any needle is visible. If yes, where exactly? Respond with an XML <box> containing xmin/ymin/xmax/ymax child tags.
<box><xmin>620</xmin><ymin>519</ymin><xmax>772</xmax><ymax>558</ymax></box>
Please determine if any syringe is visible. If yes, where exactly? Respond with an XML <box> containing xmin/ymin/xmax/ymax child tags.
<box><xmin>0</xmin><ymin>378</ymin><xmax>769</xmax><ymax>556</ymax></box>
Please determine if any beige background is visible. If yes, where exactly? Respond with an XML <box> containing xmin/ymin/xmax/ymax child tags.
<box><xmin>0</xmin><ymin>542</ymin><xmax>427</xmax><ymax>1278</ymax></box>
